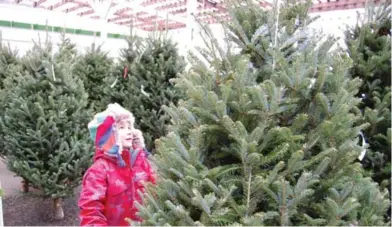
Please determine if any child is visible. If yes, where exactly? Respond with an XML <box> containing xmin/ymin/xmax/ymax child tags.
<box><xmin>78</xmin><ymin>103</ymin><xmax>155</xmax><ymax>226</ymax></box>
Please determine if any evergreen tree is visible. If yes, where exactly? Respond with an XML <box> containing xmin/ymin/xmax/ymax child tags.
<box><xmin>0</xmin><ymin>40</ymin><xmax>21</xmax><ymax>158</ymax></box>
<box><xmin>0</xmin><ymin>38</ymin><xmax>93</xmax><ymax>219</ymax></box>
<box><xmin>56</xmin><ymin>33</ymin><xmax>78</xmax><ymax>62</ymax></box>
<box><xmin>103</xmin><ymin>34</ymin><xmax>145</xmax><ymax>108</ymax></box>
<box><xmin>222</xmin><ymin>0</ymin><xmax>326</xmax><ymax>80</ymax></box>
<box><xmin>0</xmin><ymin>41</ymin><xmax>20</xmax><ymax>89</ymax></box>
<box><xmin>73</xmin><ymin>43</ymin><xmax>113</xmax><ymax>112</ymax></box>
<box><xmin>136</xmin><ymin>2</ymin><xmax>390</xmax><ymax>226</ymax></box>
<box><xmin>124</xmin><ymin>34</ymin><xmax>185</xmax><ymax>150</ymax></box>
<box><xmin>345</xmin><ymin>1</ymin><xmax>391</xmax><ymax>195</ymax></box>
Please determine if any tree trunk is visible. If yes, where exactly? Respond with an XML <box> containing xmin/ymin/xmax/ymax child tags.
<box><xmin>20</xmin><ymin>178</ymin><xmax>29</xmax><ymax>193</ymax></box>
<box><xmin>53</xmin><ymin>198</ymin><xmax>64</xmax><ymax>220</ymax></box>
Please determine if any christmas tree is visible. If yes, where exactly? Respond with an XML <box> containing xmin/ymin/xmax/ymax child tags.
<box><xmin>223</xmin><ymin>0</ymin><xmax>325</xmax><ymax>79</ymax></box>
<box><xmin>0</xmin><ymin>40</ymin><xmax>20</xmax><ymax>90</ymax></box>
<box><xmin>124</xmin><ymin>34</ymin><xmax>185</xmax><ymax>150</ymax></box>
<box><xmin>56</xmin><ymin>33</ymin><xmax>78</xmax><ymax>62</ymax></box>
<box><xmin>0</xmin><ymin>38</ymin><xmax>93</xmax><ymax>219</ymax></box>
<box><xmin>0</xmin><ymin>38</ymin><xmax>21</xmax><ymax>158</ymax></box>
<box><xmin>103</xmin><ymin>33</ymin><xmax>145</xmax><ymax>107</ymax></box>
<box><xmin>73</xmin><ymin>43</ymin><xmax>113</xmax><ymax>112</ymax></box>
<box><xmin>345</xmin><ymin>1</ymin><xmax>391</xmax><ymax>196</ymax></box>
<box><xmin>135</xmin><ymin>2</ymin><xmax>390</xmax><ymax>226</ymax></box>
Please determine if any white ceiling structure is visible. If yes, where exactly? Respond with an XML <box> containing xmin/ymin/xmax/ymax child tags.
<box><xmin>7</xmin><ymin>0</ymin><xmax>381</xmax><ymax>31</ymax></box>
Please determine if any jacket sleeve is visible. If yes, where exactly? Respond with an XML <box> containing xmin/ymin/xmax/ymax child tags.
<box><xmin>78</xmin><ymin>161</ymin><xmax>108</xmax><ymax>226</ymax></box>
<box><xmin>144</xmin><ymin>152</ymin><xmax>156</xmax><ymax>184</ymax></box>
<box><xmin>132</xmin><ymin>129</ymin><xmax>156</xmax><ymax>184</ymax></box>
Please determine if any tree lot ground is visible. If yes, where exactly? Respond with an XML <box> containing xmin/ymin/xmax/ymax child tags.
<box><xmin>0</xmin><ymin>159</ymin><xmax>80</xmax><ymax>226</ymax></box>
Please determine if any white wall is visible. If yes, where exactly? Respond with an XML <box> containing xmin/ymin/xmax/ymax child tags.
<box><xmin>310</xmin><ymin>8</ymin><xmax>364</xmax><ymax>49</ymax></box>
<box><xmin>0</xmin><ymin>2</ymin><xmax>364</xmax><ymax>59</ymax></box>
<box><xmin>0</xmin><ymin>3</ymin><xmax>148</xmax><ymax>58</ymax></box>
<box><xmin>166</xmin><ymin>8</ymin><xmax>364</xmax><ymax>58</ymax></box>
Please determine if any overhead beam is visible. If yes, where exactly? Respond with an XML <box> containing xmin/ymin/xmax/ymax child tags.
<box><xmin>109</xmin><ymin>11</ymin><xmax>150</xmax><ymax>22</ymax></box>
<box><xmin>34</xmin><ymin>0</ymin><xmax>48</xmax><ymax>7</ymax></box>
<box><xmin>310</xmin><ymin>0</ymin><xmax>381</xmax><ymax>12</ymax></box>
<box><xmin>64</xmin><ymin>4</ymin><xmax>88</xmax><ymax>13</ymax></box>
<box><xmin>155</xmin><ymin>0</ymin><xmax>186</xmax><ymax>12</ymax></box>
<box><xmin>197</xmin><ymin>0</ymin><xmax>226</xmax><ymax>12</ymax></box>
<box><xmin>169</xmin><ymin>8</ymin><xmax>187</xmax><ymax>15</ymax></box>
<box><xmin>113</xmin><ymin>7</ymin><xmax>132</xmax><ymax>15</ymax></box>
<box><xmin>47</xmin><ymin>0</ymin><xmax>73</xmax><ymax>10</ymax></box>
<box><xmin>116</xmin><ymin>0</ymin><xmax>186</xmax><ymax>24</ymax></box>
<box><xmin>78</xmin><ymin>9</ymin><xmax>94</xmax><ymax>16</ymax></box>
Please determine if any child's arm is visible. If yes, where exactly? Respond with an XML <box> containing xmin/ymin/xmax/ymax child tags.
<box><xmin>144</xmin><ymin>155</ymin><xmax>156</xmax><ymax>184</ymax></box>
<box><xmin>78</xmin><ymin>161</ymin><xmax>108</xmax><ymax>226</ymax></box>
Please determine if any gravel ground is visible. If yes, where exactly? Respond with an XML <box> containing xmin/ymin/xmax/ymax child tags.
<box><xmin>2</xmin><ymin>187</ymin><xmax>81</xmax><ymax>226</ymax></box>
<box><xmin>1</xmin><ymin>160</ymin><xmax>81</xmax><ymax>226</ymax></box>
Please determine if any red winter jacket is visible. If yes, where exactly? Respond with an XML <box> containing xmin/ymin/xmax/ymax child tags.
<box><xmin>78</xmin><ymin>146</ymin><xmax>155</xmax><ymax>226</ymax></box>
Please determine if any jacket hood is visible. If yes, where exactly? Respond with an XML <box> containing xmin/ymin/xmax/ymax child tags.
<box><xmin>87</xmin><ymin>103</ymin><xmax>135</xmax><ymax>167</ymax></box>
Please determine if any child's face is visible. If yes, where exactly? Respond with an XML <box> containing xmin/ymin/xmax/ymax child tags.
<box><xmin>117</xmin><ymin>119</ymin><xmax>133</xmax><ymax>149</ymax></box>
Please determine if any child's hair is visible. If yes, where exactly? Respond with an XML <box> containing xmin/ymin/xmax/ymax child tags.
<box><xmin>132</xmin><ymin>129</ymin><xmax>145</xmax><ymax>148</ymax></box>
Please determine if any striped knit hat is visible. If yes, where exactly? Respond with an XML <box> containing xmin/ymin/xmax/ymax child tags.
<box><xmin>87</xmin><ymin>103</ymin><xmax>135</xmax><ymax>167</ymax></box>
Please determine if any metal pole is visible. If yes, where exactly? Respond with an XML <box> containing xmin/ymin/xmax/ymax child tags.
<box><xmin>186</xmin><ymin>0</ymin><xmax>198</xmax><ymax>52</ymax></box>
<box><xmin>89</xmin><ymin>0</ymin><xmax>113</xmax><ymax>43</ymax></box>
<box><xmin>0</xmin><ymin>181</ymin><xmax>4</xmax><ymax>227</ymax></box>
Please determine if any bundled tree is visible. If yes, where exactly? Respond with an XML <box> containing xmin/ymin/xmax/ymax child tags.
<box><xmin>124</xmin><ymin>34</ymin><xmax>185</xmax><ymax>150</ymax></box>
<box><xmin>0</xmin><ymin>38</ymin><xmax>93</xmax><ymax>219</ymax></box>
<box><xmin>136</xmin><ymin>1</ymin><xmax>390</xmax><ymax>226</ymax></box>
<box><xmin>73</xmin><ymin>43</ymin><xmax>113</xmax><ymax>112</ymax></box>
<box><xmin>345</xmin><ymin>0</ymin><xmax>391</xmax><ymax>197</ymax></box>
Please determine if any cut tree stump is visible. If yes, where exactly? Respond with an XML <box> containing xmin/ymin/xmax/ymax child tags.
<box><xmin>53</xmin><ymin>198</ymin><xmax>64</xmax><ymax>220</ymax></box>
<box><xmin>20</xmin><ymin>179</ymin><xmax>29</xmax><ymax>193</ymax></box>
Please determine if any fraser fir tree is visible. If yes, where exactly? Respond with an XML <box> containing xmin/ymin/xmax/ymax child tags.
<box><xmin>345</xmin><ymin>1</ymin><xmax>391</xmax><ymax>196</ymax></box>
<box><xmin>124</xmin><ymin>34</ymin><xmax>185</xmax><ymax>150</ymax></box>
<box><xmin>103</xmin><ymin>34</ymin><xmax>144</xmax><ymax>107</ymax></box>
<box><xmin>56</xmin><ymin>33</ymin><xmax>78</xmax><ymax>62</ymax></box>
<box><xmin>136</xmin><ymin>2</ymin><xmax>390</xmax><ymax>226</ymax></box>
<box><xmin>73</xmin><ymin>43</ymin><xmax>113</xmax><ymax>111</ymax></box>
<box><xmin>223</xmin><ymin>0</ymin><xmax>324</xmax><ymax>80</ymax></box>
<box><xmin>0</xmin><ymin>40</ymin><xmax>21</xmax><ymax>158</ymax></box>
<box><xmin>0</xmin><ymin>38</ymin><xmax>93</xmax><ymax>219</ymax></box>
<box><xmin>0</xmin><ymin>41</ymin><xmax>20</xmax><ymax>89</ymax></box>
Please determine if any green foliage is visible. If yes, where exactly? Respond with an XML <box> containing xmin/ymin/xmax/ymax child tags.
<box><xmin>137</xmin><ymin>2</ymin><xmax>390</xmax><ymax>226</ymax></box>
<box><xmin>345</xmin><ymin>1</ymin><xmax>391</xmax><ymax>196</ymax></box>
<box><xmin>0</xmin><ymin>41</ymin><xmax>22</xmax><ymax>158</ymax></box>
<box><xmin>0</xmin><ymin>42</ymin><xmax>20</xmax><ymax>89</ymax></box>
<box><xmin>222</xmin><ymin>0</ymin><xmax>325</xmax><ymax>80</ymax></box>
<box><xmin>104</xmin><ymin>33</ymin><xmax>185</xmax><ymax>150</ymax></box>
<box><xmin>73</xmin><ymin>43</ymin><xmax>113</xmax><ymax>111</ymax></box>
<box><xmin>0</xmin><ymin>38</ymin><xmax>93</xmax><ymax>198</ymax></box>
<box><xmin>103</xmin><ymin>35</ymin><xmax>144</xmax><ymax>108</ymax></box>
<box><xmin>57</xmin><ymin>33</ymin><xmax>79</xmax><ymax>62</ymax></box>
<box><xmin>125</xmin><ymin>34</ymin><xmax>185</xmax><ymax>150</ymax></box>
